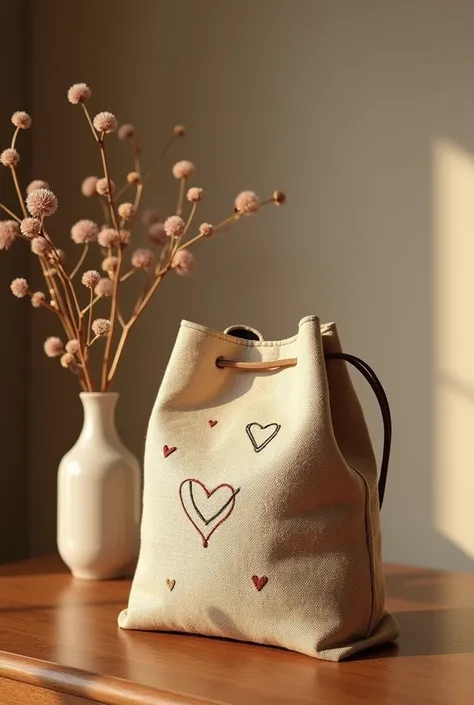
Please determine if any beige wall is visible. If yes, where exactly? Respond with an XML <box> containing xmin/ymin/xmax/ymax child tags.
<box><xmin>25</xmin><ymin>0</ymin><xmax>474</xmax><ymax>571</ymax></box>
<box><xmin>0</xmin><ymin>0</ymin><xmax>30</xmax><ymax>562</ymax></box>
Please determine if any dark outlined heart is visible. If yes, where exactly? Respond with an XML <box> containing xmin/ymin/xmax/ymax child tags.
<box><xmin>179</xmin><ymin>479</ymin><xmax>239</xmax><ymax>548</ymax></box>
<box><xmin>246</xmin><ymin>422</ymin><xmax>281</xmax><ymax>452</ymax></box>
<box><xmin>166</xmin><ymin>578</ymin><xmax>176</xmax><ymax>591</ymax></box>
<box><xmin>208</xmin><ymin>420</ymin><xmax>218</xmax><ymax>428</ymax></box>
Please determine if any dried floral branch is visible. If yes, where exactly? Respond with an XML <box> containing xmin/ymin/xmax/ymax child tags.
<box><xmin>0</xmin><ymin>203</ymin><xmax>21</xmax><ymax>222</ymax></box>
<box><xmin>0</xmin><ymin>84</ymin><xmax>285</xmax><ymax>392</ymax></box>
<box><xmin>70</xmin><ymin>244</ymin><xmax>89</xmax><ymax>279</ymax></box>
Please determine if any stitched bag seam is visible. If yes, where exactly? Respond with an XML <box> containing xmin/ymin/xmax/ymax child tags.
<box><xmin>180</xmin><ymin>317</ymin><xmax>319</xmax><ymax>347</ymax></box>
<box><xmin>348</xmin><ymin>463</ymin><xmax>376</xmax><ymax>639</ymax></box>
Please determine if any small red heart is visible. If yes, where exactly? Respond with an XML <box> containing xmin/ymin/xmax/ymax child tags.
<box><xmin>163</xmin><ymin>445</ymin><xmax>177</xmax><ymax>458</ymax></box>
<box><xmin>208</xmin><ymin>420</ymin><xmax>218</xmax><ymax>428</ymax></box>
<box><xmin>252</xmin><ymin>575</ymin><xmax>268</xmax><ymax>592</ymax></box>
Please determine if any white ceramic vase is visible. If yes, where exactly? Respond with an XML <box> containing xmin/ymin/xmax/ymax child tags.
<box><xmin>57</xmin><ymin>392</ymin><xmax>141</xmax><ymax>580</ymax></box>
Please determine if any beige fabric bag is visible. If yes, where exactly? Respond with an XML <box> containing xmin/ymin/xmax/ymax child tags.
<box><xmin>119</xmin><ymin>315</ymin><xmax>399</xmax><ymax>661</ymax></box>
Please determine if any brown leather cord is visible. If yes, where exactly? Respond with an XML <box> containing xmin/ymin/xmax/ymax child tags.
<box><xmin>216</xmin><ymin>357</ymin><xmax>297</xmax><ymax>370</ymax></box>
<box><xmin>216</xmin><ymin>353</ymin><xmax>391</xmax><ymax>508</ymax></box>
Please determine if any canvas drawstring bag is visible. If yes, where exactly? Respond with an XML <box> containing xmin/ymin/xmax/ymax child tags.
<box><xmin>119</xmin><ymin>316</ymin><xmax>399</xmax><ymax>661</ymax></box>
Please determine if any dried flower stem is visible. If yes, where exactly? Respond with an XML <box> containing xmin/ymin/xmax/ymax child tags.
<box><xmin>179</xmin><ymin>213</ymin><xmax>241</xmax><ymax>251</ymax></box>
<box><xmin>98</xmin><ymin>141</ymin><xmax>120</xmax><ymax>232</ymax></box>
<box><xmin>81</xmin><ymin>103</ymin><xmax>99</xmax><ymax>142</ymax></box>
<box><xmin>86</xmin><ymin>289</ymin><xmax>93</xmax><ymax>345</ymax></box>
<box><xmin>159</xmin><ymin>134</ymin><xmax>179</xmax><ymax>160</ymax></box>
<box><xmin>26</xmin><ymin>291</ymin><xmax>58</xmax><ymax>314</ymax></box>
<box><xmin>81</xmin><ymin>294</ymin><xmax>100</xmax><ymax>314</ymax></box>
<box><xmin>133</xmin><ymin>182</ymin><xmax>143</xmax><ymax>214</ymax></box>
<box><xmin>99</xmin><ymin>198</ymin><xmax>110</xmax><ymax>227</ymax></box>
<box><xmin>11</xmin><ymin>126</ymin><xmax>20</xmax><ymax>150</ymax></box>
<box><xmin>120</xmin><ymin>269</ymin><xmax>135</xmax><ymax>282</ymax></box>
<box><xmin>70</xmin><ymin>243</ymin><xmax>89</xmax><ymax>279</ymax></box>
<box><xmin>117</xmin><ymin>308</ymin><xmax>126</xmax><ymax>328</ymax></box>
<box><xmin>44</xmin><ymin>233</ymin><xmax>82</xmax><ymax>324</ymax></box>
<box><xmin>171</xmin><ymin>201</ymin><xmax>196</xmax><ymax>261</ymax></box>
<box><xmin>10</xmin><ymin>166</ymin><xmax>27</xmax><ymax>218</ymax></box>
<box><xmin>42</xmin><ymin>237</ymin><xmax>92</xmax><ymax>390</ymax></box>
<box><xmin>0</xmin><ymin>203</ymin><xmax>21</xmax><ymax>222</ymax></box>
<box><xmin>101</xmin><ymin>247</ymin><xmax>123</xmax><ymax>390</ymax></box>
<box><xmin>176</xmin><ymin>178</ymin><xmax>186</xmax><ymax>216</ymax></box>
<box><xmin>132</xmin><ymin>139</ymin><xmax>141</xmax><ymax>175</ymax></box>
<box><xmin>36</xmin><ymin>258</ymin><xmax>88</xmax><ymax>391</ymax></box>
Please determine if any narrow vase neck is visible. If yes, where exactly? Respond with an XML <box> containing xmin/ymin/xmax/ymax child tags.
<box><xmin>79</xmin><ymin>393</ymin><xmax>120</xmax><ymax>444</ymax></box>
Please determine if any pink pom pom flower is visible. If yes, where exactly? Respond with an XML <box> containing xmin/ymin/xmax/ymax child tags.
<box><xmin>131</xmin><ymin>248</ymin><xmax>154</xmax><ymax>270</ymax></box>
<box><xmin>187</xmin><ymin>187</ymin><xmax>204</xmax><ymax>202</ymax></box>
<box><xmin>96</xmin><ymin>177</ymin><xmax>116</xmax><ymax>196</ymax></box>
<box><xmin>31</xmin><ymin>291</ymin><xmax>46</xmax><ymax>308</ymax></box>
<box><xmin>172</xmin><ymin>249</ymin><xmax>195</xmax><ymax>276</ymax></box>
<box><xmin>164</xmin><ymin>215</ymin><xmax>185</xmax><ymax>239</ymax></box>
<box><xmin>94</xmin><ymin>278</ymin><xmax>114</xmax><ymax>297</ymax></box>
<box><xmin>12</xmin><ymin>111</ymin><xmax>32</xmax><ymax>129</ymax></box>
<box><xmin>0</xmin><ymin>148</ymin><xmax>20</xmax><ymax>167</ymax></box>
<box><xmin>172</xmin><ymin>160</ymin><xmax>195</xmax><ymax>179</ymax></box>
<box><xmin>93</xmin><ymin>111</ymin><xmax>118</xmax><ymax>134</ymax></box>
<box><xmin>71</xmin><ymin>220</ymin><xmax>98</xmax><ymax>244</ymax></box>
<box><xmin>20</xmin><ymin>218</ymin><xmax>41</xmax><ymax>239</ymax></box>
<box><xmin>92</xmin><ymin>318</ymin><xmax>111</xmax><ymax>337</ymax></box>
<box><xmin>81</xmin><ymin>176</ymin><xmax>98</xmax><ymax>197</ymax></box>
<box><xmin>0</xmin><ymin>220</ymin><xmax>20</xmax><ymax>250</ymax></box>
<box><xmin>234</xmin><ymin>190</ymin><xmax>260</xmax><ymax>215</ymax></box>
<box><xmin>67</xmin><ymin>83</ymin><xmax>91</xmax><ymax>104</ymax></box>
<box><xmin>26</xmin><ymin>188</ymin><xmax>58</xmax><ymax>218</ymax></box>
<box><xmin>98</xmin><ymin>228</ymin><xmax>120</xmax><ymax>247</ymax></box>
<box><xmin>81</xmin><ymin>270</ymin><xmax>101</xmax><ymax>288</ymax></box>
<box><xmin>27</xmin><ymin>180</ymin><xmax>49</xmax><ymax>195</ymax></box>
<box><xmin>10</xmin><ymin>277</ymin><xmax>29</xmax><ymax>298</ymax></box>
<box><xmin>117</xmin><ymin>124</ymin><xmax>135</xmax><ymax>140</ymax></box>
<box><xmin>44</xmin><ymin>336</ymin><xmax>63</xmax><ymax>357</ymax></box>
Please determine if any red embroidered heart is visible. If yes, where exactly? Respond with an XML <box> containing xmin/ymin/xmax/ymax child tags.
<box><xmin>163</xmin><ymin>445</ymin><xmax>177</xmax><ymax>458</ymax></box>
<box><xmin>179</xmin><ymin>479</ymin><xmax>239</xmax><ymax>548</ymax></box>
<box><xmin>252</xmin><ymin>575</ymin><xmax>268</xmax><ymax>592</ymax></box>
<box><xmin>208</xmin><ymin>420</ymin><xmax>218</xmax><ymax>428</ymax></box>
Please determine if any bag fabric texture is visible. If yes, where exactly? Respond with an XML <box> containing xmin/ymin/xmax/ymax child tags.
<box><xmin>119</xmin><ymin>315</ymin><xmax>399</xmax><ymax>661</ymax></box>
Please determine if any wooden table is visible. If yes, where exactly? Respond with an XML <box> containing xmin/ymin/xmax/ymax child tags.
<box><xmin>0</xmin><ymin>558</ymin><xmax>473</xmax><ymax>704</ymax></box>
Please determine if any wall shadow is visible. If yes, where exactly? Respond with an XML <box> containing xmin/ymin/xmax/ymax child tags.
<box><xmin>22</xmin><ymin>0</ymin><xmax>474</xmax><ymax>572</ymax></box>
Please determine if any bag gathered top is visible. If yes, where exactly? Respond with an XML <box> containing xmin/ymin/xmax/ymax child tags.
<box><xmin>119</xmin><ymin>315</ymin><xmax>399</xmax><ymax>661</ymax></box>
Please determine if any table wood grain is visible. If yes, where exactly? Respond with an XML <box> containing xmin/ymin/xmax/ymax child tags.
<box><xmin>0</xmin><ymin>557</ymin><xmax>473</xmax><ymax>704</ymax></box>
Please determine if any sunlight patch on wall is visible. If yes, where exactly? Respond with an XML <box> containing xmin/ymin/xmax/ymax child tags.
<box><xmin>434</xmin><ymin>138</ymin><xmax>474</xmax><ymax>559</ymax></box>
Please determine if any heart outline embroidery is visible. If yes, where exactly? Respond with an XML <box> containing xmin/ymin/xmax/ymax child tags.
<box><xmin>189</xmin><ymin>482</ymin><xmax>240</xmax><ymax>526</ymax></box>
<box><xmin>208</xmin><ymin>420</ymin><xmax>218</xmax><ymax>428</ymax></box>
<box><xmin>166</xmin><ymin>578</ymin><xmax>176</xmax><ymax>591</ymax></box>
<box><xmin>179</xmin><ymin>479</ymin><xmax>239</xmax><ymax>548</ymax></box>
<box><xmin>252</xmin><ymin>575</ymin><xmax>268</xmax><ymax>592</ymax></box>
<box><xmin>246</xmin><ymin>422</ymin><xmax>281</xmax><ymax>452</ymax></box>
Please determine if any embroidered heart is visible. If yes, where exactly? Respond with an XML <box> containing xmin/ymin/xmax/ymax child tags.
<box><xmin>166</xmin><ymin>578</ymin><xmax>176</xmax><ymax>591</ymax></box>
<box><xmin>179</xmin><ymin>479</ymin><xmax>239</xmax><ymax>548</ymax></box>
<box><xmin>163</xmin><ymin>445</ymin><xmax>176</xmax><ymax>458</ymax></box>
<box><xmin>208</xmin><ymin>420</ymin><xmax>218</xmax><ymax>428</ymax></box>
<box><xmin>246</xmin><ymin>422</ymin><xmax>281</xmax><ymax>452</ymax></box>
<box><xmin>252</xmin><ymin>575</ymin><xmax>268</xmax><ymax>592</ymax></box>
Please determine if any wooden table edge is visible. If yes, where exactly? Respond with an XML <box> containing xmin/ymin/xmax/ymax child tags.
<box><xmin>0</xmin><ymin>650</ymin><xmax>221</xmax><ymax>705</ymax></box>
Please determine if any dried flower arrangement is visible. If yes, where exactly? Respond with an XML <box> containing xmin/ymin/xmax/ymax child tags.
<box><xmin>0</xmin><ymin>83</ymin><xmax>285</xmax><ymax>392</ymax></box>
